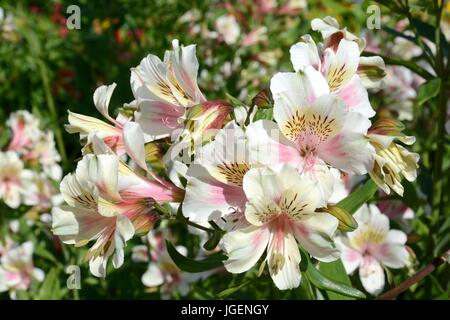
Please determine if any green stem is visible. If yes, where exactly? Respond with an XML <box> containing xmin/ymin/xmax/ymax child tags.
<box><xmin>431</xmin><ymin>0</ymin><xmax>448</xmax><ymax>223</ymax></box>
<box><xmin>153</xmin><ymin>202</ymin><xmax>214</xmax><ymax>233</ymax></box>
<box><xmin>37</xmin><ymin>59</ymin><xmax>68</xmax><ymax>167</ymax></box>
<box><xmin>362</xmin><ymin>52</ymin><xmax>434</xmax><ymax>80</ymax></box>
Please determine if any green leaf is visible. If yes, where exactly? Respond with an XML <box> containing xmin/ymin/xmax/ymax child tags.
<box><xmin>337</xmin><ymin>179</ymin><xmax>378</xmax><ymax>214</ymax></box>
<box><xmin>318</xmin><ymin>259</ymin><xmax>361</xmax><ymax>300</ymax></box>
<box><xmin>37</xmin><ymin>268</ymin><xmax>60</xmax><ymax>300</ymax></box>
<box><xmin>417</xmin><ymin>79</ymin><xmax>441</xmax><ymax>106</ymax></box>
<box><xmin>225</xmin><ymin>92</ymin><xmax>247</xmax><ymax>108</ymax></box>
<box><xmin>302</xmin><ymin>252</ymin><xmax>365</xmax><ymax>299</ymax></box>
<box><xmin>166</xmin><ymin>241</ymin><xmax>227</xmax><ymax>273</ymax></box>
<box><xmin>203</xmin><ymin>229</ymin><xmax>224</xmax><ymax>251</ymax></box>
<box><xmin>253</xmin><ymin>108</ymin><xmax>273</xmax><ymax>121</ymax></box>
<box><xmin>218</xmin><ymin>280</ymin><xmax>252</xmax><ymax>298</ymax></box>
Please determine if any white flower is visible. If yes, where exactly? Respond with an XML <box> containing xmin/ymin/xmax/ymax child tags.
<box><xmin>137</xmin><ymin>231</ymin><xmax>199</xmax><ymax>299</ymax></box>
<box><xmin>246</xmin><ymin>70</ymin><xmax>375</xmax><ymax>201</ymax></box>
<box><xmin>183</xmin><ymin>121</ymin><xmax>250</xmax><ymax>228</ymax></box>
<box><xmin>130</xmin><ymin>39</ymin><xmax>206</xmax><ymax>142</ymax></box>
<box><xmin>215</xmin><ymin>15</ymin><xmax>241</xmax><ymax>45</ymax></box>
<box><xmin>52</xmin><ymin>152</ymin><xmax>182</xmax><ymax>277</ymax></box>
<box><xmin>223</xmin><ymin>164</ymin><xmax>339</xmax><ymax>290</ymax></box>
<box><xmin>336</xmin><ymin>204</ymin><xmax>410</xmax><ymax>295</ymax></box>
<box><xmin>66</xmin><ymin>83</ymin><xmax>127</xmax><ymax>156</ymax></box>
<box><xmin>0</xmin><ymin>151</ymin><xmax>34</xmax><ymax>208</ymax></box>
<box><xmin>0</xmin><ymin>241</ymin><xmax>44</xmax><ymax>297</ymax></box>
<box><xmin>367</xmin><ymin>119</ymin><xmax>419</xmax><ymax>196</ymax></box>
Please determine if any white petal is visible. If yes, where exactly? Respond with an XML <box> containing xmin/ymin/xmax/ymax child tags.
<box><xmin>289</xmin><ymin>35</ymin><xmax>321</xmax><ymax>71</ymax></box>
<box><xmin>223</xmin><ymin>225</ymin><xmax>270</xmax><ymax>273</ymax></box>
<box><xmin>293</xmin><ymin>212</ymin><xmax>340</xmax><ymax>262</ymax></box>
<box><xmin>359</xmin><ymin>256</ymin><xmax>385</xmax><ymax>295</ymax></box>
<box><xmin>335</xmin><ymin>237</ymin><xmax>362</xmax><ymax>274</ymax></box>
<box><xmin>123</xmin><ymin>121</ymin><xmax>148</xmax><ymax>171</ymax></box>
<box><xmin>142</xmin><ymin>264</ymin><xmax>165</xmax><ymax>287</ymax></box>
<box><xmin>93</xmin><ymin>83</ymin><xmax>119</xmax><ymax>125</ymax></box>
<box><xmin>183</xmin><ymin>164</ymin><xmax>246</xmax><ymax>226</ymax></box>
<box><xmin>267</xmin><ymin>227</ymin><xmax>301</xmax><ymax>290</ymax></box>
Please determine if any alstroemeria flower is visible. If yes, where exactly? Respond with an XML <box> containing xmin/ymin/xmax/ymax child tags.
<box><xmin>52</xmin><ymin>153</ymin><xmax>182</xmax><ymax>277</ymax></box>
<box><xmin>215</xmin><ymin>15</ymin><xmax>240</xmax><ymax>45</ymax></box>
<box><xmin>290</xmin><ymin>36</ymin><xmax>375</xmax><ymax>117</ymax></box>
<box><xmin>6</xmin><ymin>110</ymin><xmax>41</xmax><ymax>153</ymax></box>
<box><xmin>134</xmin><ymin>231</ymin><xmax>199</xmax><ymax>299</ymax></box>
<box><xmin>336</xmin><ymin>204</ymin><xmax>410</xmax><ymax>295</ymax></box>
<box><xmin>367</xmin><ymin>119</ymin><xmax>419</xmax><ymax>196</ymax></box>
<box><xmin>22</xmin><ymin>131</ymin><xmax>62</xmax><ymax>181</ymax></box>
<box><xmin>246</xmin><ymin>71</ymin><xmax>375</xmax><ymax>201</ymax></box>
<box><xmin>0</xmin><ymin>241</ymin><xmax>44</xmax><ymax>298</ymax></box>
<box><xmin>223</xmin><ymin>164</ymin><xmax>339</xmax><ymax>290</ymax></box>
<box><xmin>310</xmin><ymin>16</ymin><xmax>386</xmax><ymax>90</ymax></box>
<box><xmin>130</xmin><ymin>39</ymin><xmax>206</xmax><ymax>142</ymax></box>
<box><xmin>66</xmin><ymin>83</ymin><xmax>128</xmax><ymax>155</ymax></box>
<box><xmin>183</xmin><ymin>121</ymin><xmax>250</xmax><ymax>227</ymax></box>
<box><xmin>0</xmin><ymin>151</ymin><xmax>34</xmax><ymax>208</ymax></box>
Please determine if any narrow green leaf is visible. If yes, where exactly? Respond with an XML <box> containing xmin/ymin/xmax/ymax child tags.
<box><xmin>225</xmin><ymin>92</ymin><xmax>247</xmax><ymax>108</ymax></box>
<box><xmin>166</xmin><ymin>241</ymin><xmax>226</xmax><ymax>273</ymax></box>
<box><xmin>302</xmin><ymin>253</ymin><xmax>365</xmax><ymax>299</ymax></box>
<box><xmin>318</xmin><ymin>259</ymin><xmax>365</xmax><ymax>300</ymax></box>
<box><xmin>417</xmin><ymin>79</ymin><xmax>441</xmax><ymax>106</ymax></box>
<box><xmin>337</xmin><ymin>179</ymin><xmax>378</xmax><ymax>214</ymax></box>
<box><xmin>253</xmin><ymin>108</ymin><xmax>273</xmax><ymax>121</ymax></box>
<box><xmin>218</xmin><ymin>280</ymin><xmax>252</xmax><ymax>298</ymax></box>
<box><xmin>38</xmin><ymin>268</ymin><xmax>59</xmax><ymax>300</ymax></box>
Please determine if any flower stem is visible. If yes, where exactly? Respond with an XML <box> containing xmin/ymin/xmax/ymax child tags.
<box><xmin>37</xmin><ymin>59</ymin><xmax>68</xmax><ymax>167</ymax></box>
<box><xmin>377</xmin><ymin>256</ymin><xmax>446</xmax><ymax>300</ymax></box>
<box><xmin>153</xmin><ymin>202</ymin><xmax>214</xmax><ymax>233</ymax></box>
<box><xmin>431</xmin><ymin>0</ymin><xmax>448</xmax><ymax>224</ymax></box>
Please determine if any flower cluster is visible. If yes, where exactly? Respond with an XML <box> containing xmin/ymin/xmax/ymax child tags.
<box><xmin>0</xmin><ymin>238</ymin><xmax>44</xmax><ymax>299</ymax></box>
<box><xmin>0</xmin><ymin>111</ymin><xmax>62</xmax><ymax>219</ymax></box>
<box><xmin>53</xmin><ymin>16</ymin><xmax>419</xmax><ymax>294</ymax></box>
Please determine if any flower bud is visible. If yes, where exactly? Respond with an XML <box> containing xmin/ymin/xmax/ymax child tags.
<box><xmin>322</xmin><ymin>205</ymin><xmax>358</xmax><ymax>232</ymax></box>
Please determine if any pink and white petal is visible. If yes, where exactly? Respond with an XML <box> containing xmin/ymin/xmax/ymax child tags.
<box><xmin>324</xmin><ymin>40</ymin><xmax>360</xmax><ymax>91</ymax></box>
<box><xmin>293</xmin><ymin>212</ymin><xmax>340</xmax><ymax>262</ymax></box>
<box><xmin>267</xmin><ymin>226</ymin><xmax>301</xmax><ymax>290</ymax></box>
<box><xmin>359</xmin><ymin>256</ymin><xmax>385</xmax><ymax>295</ymax></box>
<box><xmin>130</xmin><ymin>54</ymin><xmax>174</xmax><ymax>103</ymax></box>
<box><xmin>65</xmin><ymin>111</ymin><xmax>120</xmax><ymax>139</ymax></box>
<box><xmin>379</xmin><ymin>243</ymin><xmax>409</xmax><ymax>269</ymax></box>
<box><xmin>135</xmin><ymin>99</ymin><xmax>183</xmax><ymax>142</ymax></box>
<box><xmin>246</xmin><ymin>120</ymin><xmax>301</xmax><ymax>167</ymax></box>
<box><xmin>183</xmin><ymin>164</ymin><xmax>247</xmax><ymax>226</ymax></box>
<box><xmin>311</xmin><ymin>17</ymin><xmax>340</xmax><ymax>39</ymax></box>
<box><xmin>272</xmin><ymin>70</ymin><xmax>329</xmax><ymax>135</ymax></box>
<box><xmin>142</xmin><ymin>264</ymin><xmax>165</xmax><ymax>287</ymax></box>
<box><xmin>319</xmin><ymin>131</ymin><xmax>375</xmax><ymax>175</ymax></box>
<box><xmin>338</xmin><ymin>75</ymin><xmax>375</xmax><ymax>118</ymax></box>
<box><xmin>123</xmin><ymin>121</ymin><xmax>148</xmax><ymax>171</ymax></box>
<box><xmin>289</xmin><ymin>35</ymin><xmax>321</xmax><ymax>71</ymax></box>
<box><xmin>222</xmin><ymin>225</ymin><xmax>270</xmax><ymax>274</ymax></box>
<box><xmin>169</xmin><ymin>40</ymin><xmax>205</xmax><ymax>104</ymax></box>
<box><xmin>335</xmin><ymin>237</ymin><xmax>362</xmax><ymax>274</ymax></box>
<box><xmin>93</xmin><ymin>83</ymin><xmax>120</xmax><ymax>125</ymax></box>
<box><xmin>92</xmin><ymin>154</ymin><xmax>122</xmax><ymax>201</ymax></box>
